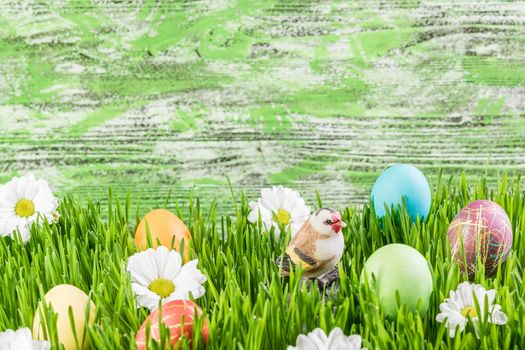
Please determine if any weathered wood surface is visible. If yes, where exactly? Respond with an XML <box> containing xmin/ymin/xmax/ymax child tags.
<box><xmin>1</xmin><ymin>0</ymin><xmax>524</xmax><ymax>214</ymax></box>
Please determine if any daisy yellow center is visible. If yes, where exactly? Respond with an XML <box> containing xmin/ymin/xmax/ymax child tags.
<box><xmin>149</xmin><ymin>278</ymin><xmax>175</xmax><ymax>297</ymax></box>
<box><xmin>15</xmin><ymin>199</ymin><xmax>35</xmax><ymax>218</ymax></box>
<box><xmin>461</xmin><ymin>306</ymin><xmax>477</xmax><ymax>318</ymax></box>
<box><xmin>276</xmin><ymin>209</ymin><xmax>291</xmax><ymax>225</ymax></box>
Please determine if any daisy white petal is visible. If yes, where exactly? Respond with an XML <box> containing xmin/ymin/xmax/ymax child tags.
<box><xmin>294</xmin><ymin>334</ymin><xmax>319</xmax><ymax>350</ymax></box>
<box><xmin>127</xmin><ymin>247</ymin><xmax>206</xmax><ymax>311</ymax></box>
<box><xmin>448</xmin><ymin>325</ymin><xmax>460</xmax><ymax>338</ymax></box>
<box><xmin>435</xmin><ymin>313</ymin><xmax>447</xmax><ymax>323</ymax></box>
<box><xmin>345</xmin><ymin>335</ymin><xmax>363</xmax><ymax>349</ymax></box>
<box><xmin>261</xmin><ymin>217</ymin><xmax>276</xmax><ymax>231</ymax></box>
<box><xmin>161</xmin><ymin>250</ymin><xmax>183</xmax><ymax>281</ymax></box>
<box><xmin>173</xmin><ymin>259</ymin><xmax>207</xmax><ymax>299</ymax></box>
<box><xmin>0</xmin><ymin>327</ymin><xmax>50</xmax><ymax>350</ymax></box>
<box><xmin>291</xmin><ymin>203</ymin><xmax>311</xmax><ymax>220</ymax></box>
<box><xmin>248</xmin><ymin>201</ymin><xmax>273</xmax><ymax>223</ymax></box>
<box><xmin>33</xmin><ymin>184</ymin><xmax>58</xmax><ymax>213</ymax></box>
<box><xmin>127</xmin><ymin>249</ymin><xmax>158</xmax><ymax>286</ymax></box>
<box><xmin>486</xmin><ymin>289</ymin><xmax>496</xmax><ymax>304</ymax></box>
<box><xmin>15</xmin><ymin>175</ymin><xmax>30</xmax><ymax>198</ymax></box>
<box><xmin>18</xmin><ymin>225</ymin><xmax>31</xmax><ymax>242</ymax></box>
<box><xmin>1</xmin><ymin>185</ymin><xmax>19</xmax><ymax>205</ymax></box>
<box><xmin>23</xmin><ymin>180</ymin><xmax>39</xmax><ymax>201</ymax></box>
<box><xmin>247</xmin><ymin>201</ymin><xmax>261</xmax><ymax>222</ymax></box>
<box><xmin>274</xmin><ymin>185</ymin><xmax>288</xmax><ymax>208</ymax></box>
<box><xmin>260</xmin><ymin>188</ymin><xmax>277</xmax><ymax>209</ymax></box>
<box><xmin>0</xmin><ymin>174</ymin><xmax>59</xmax><ymax>242</ymax></box>
<box><xmin>490</xmin><ymin>305</ymin><xmax>508</xmax><ymax>325</ymax></box>
<box><xmin>268</xmin><ymin>221</ymin><xmax>281</xmax><ymax>236</ymax></box>
<box><xmin>132</xmin><ymin>283</ymin><xmax>161</xmax><ymax>310</ymax></box>
<box><xmin>248</xmin><ymin>185</ymin><xmax>311</xmax><ymax>238</ymax></box>
<box><xmin>281</xmin><ymin>189</ymin><xmax>296</xmax><ymax>212</ymax></box>
<box><xmin>295</xmin><ymin>328</ymin><xmax>327</xmax><ymax>349</ymax></box>
<box><xmin>260</xmin><ymin>208</ymin><xmax>274</xmax><ymax>222</ymax></box>
<box><xmin>154</xmin><ymin>246</ymin><xmax>171</xmax><ymax>275</ymax></box>
<box><xmin>436</xmin><ymin>282</ymin><xmax>508</xmax><ymax>338</ymax></box>
<box><xmin>288</xmin><ymin>328</ymin><xmax>365</xmax><ymax>350</ymax></box>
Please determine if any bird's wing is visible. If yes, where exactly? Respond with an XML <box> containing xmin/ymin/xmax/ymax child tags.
<box><xmin>281</xmin><ymin>245</ymin><xmax>318</xmax><ymax>272</ymax></box>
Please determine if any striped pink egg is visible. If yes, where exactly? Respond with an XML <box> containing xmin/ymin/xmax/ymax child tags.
<box><xmin>135</xmin><ymin>300</ymin><xmax>209</xmax><ymax>350</ymax></box>
<box><xmin>447</xmin><ymin>200</ymin><xmax>512</xmax><ymax>277</ymax></box>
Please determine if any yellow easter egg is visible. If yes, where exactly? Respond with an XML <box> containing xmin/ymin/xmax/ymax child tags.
<box><xmin>33</xmin><ymin>284</ymin><xmax>96</xmax><ymax>350</ymax></box>
<box><xmin>134</xmin><ymin>209</ymin><xmax>191</xmax><ymax>262</ymax></box>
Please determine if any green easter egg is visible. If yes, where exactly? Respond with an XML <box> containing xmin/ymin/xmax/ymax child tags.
<box><xmin>361</xmin><ymin>243</ymin><xmax>433</xmax><ymax>318</ymax></box>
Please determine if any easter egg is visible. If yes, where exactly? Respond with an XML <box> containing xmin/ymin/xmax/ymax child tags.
<box><xmin>447</xmin><ymin>200</ymin><xmax>512</xmax><ymax>277</ymax></box>
<box><xmin>135</xmin><ymin>300</ymin><xmax>209</xmax><ymax>350</ymax></box>
<box><xmin>134</xmin><ymin>209</ymin><xmax>191</xmax><ymax>262</ymax></box>
<box><xmin>361</xmin><ymin>244</ymin><xmax>433</xmax><ymax>318</ymax></box>
<box><xmin>33</xmin><ymin>284</ymin><xmax>96</xmax><ymax>350</ymax></box>
<box><xmin>371</xmin><ymin>164</ymin><xmax>431</xmax><ymax>222</ymax></box>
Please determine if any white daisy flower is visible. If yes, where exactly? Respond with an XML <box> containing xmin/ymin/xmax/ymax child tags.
<box><xmin>436</xmin><ymin>281</ymin><xmax>508</xmax><ymax>338</ymax></box>
<box><xmin>0</xmin><ymin>327</ymin><xmax>50</xmax><ymax>350</ymax></box>
<box><xmin>0</xmin><ymin>173</ymin><xmax>59</xmax><ymax>242</ymax></box>
<box><xmin>288</xmin><ymin>327</ymin><xmax>365</xmax><ymax>350</ymax></box>
<box><xmin>127</xmin><ymin>246</ymin><xmax>207</xmax><ymax>311</ymax></box>
<box><xmin>248</xmin><ymin>185</ymin><xmax>311</xmax><ymax>238</ymax></box>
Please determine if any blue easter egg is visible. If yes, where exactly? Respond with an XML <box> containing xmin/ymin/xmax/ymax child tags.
<box><xmin>371</xmin><ymin>164</ymin><xmax>431</xmax><ymax>222</ymax></box>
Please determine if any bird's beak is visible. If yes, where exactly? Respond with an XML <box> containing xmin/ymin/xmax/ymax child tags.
<box><xmin>331</xmin><ymin>221</ymin><xmax>345</xmax><ymax>234</ymax></box>
<box><xmin>331</xmin><ymin>213</ymin><xmax>346</xmax><ymax>233</ymax></box>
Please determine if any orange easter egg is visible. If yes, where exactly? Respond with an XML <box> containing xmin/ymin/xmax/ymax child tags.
<box><xmin>134</xmin><ymin>209</ymin><xmax>191</xmax><ymax>261</ymax></box>
<box><xmin>135</xmin><ymin>300</ymin><xmax>209</xmax><ymax>350</ymax></box>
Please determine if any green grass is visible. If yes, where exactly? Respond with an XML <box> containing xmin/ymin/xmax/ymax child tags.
<box><xmin>1</xmin><ymin>173</ymin><xmax>525</xmax><ymax>349</ymax></box>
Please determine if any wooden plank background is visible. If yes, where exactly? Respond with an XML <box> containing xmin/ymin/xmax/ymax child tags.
<box><xmin>1</xmin><ymin>0</ymin><xmax>524</xmax><ymax>214</ymax></box>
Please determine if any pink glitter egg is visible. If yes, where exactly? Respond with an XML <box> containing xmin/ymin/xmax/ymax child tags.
<box><xmin>447</xmin><ymin>200</ymin><xmax>512</xmax><ymax>277</ymax></box>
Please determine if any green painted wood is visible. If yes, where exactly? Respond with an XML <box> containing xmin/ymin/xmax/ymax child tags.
<box><xmin>1</xmin><ymin>0</ymin><xmax>524</xmax><ymax>213</ymax></box>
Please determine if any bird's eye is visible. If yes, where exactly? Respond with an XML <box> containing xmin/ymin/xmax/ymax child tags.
<box><xmin>325</xmin><ymin>220</ymin><xmax>332</xmax><ymax>225</ymax></box>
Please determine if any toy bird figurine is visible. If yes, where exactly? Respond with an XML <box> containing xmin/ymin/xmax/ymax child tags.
<box><xmin>278</xmin><ymin>208</ymin><xmax>346</xmax><ymax>279</ymax></box>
